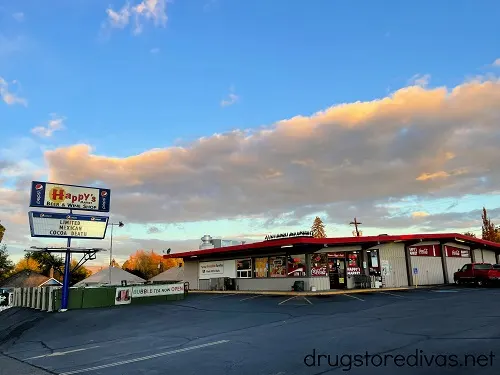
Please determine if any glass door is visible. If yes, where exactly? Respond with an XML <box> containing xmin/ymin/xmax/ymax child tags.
<box><xmin>328</xmin><ymin>257</ymin><xmax>346</xmax><ymax>289</ymax></box>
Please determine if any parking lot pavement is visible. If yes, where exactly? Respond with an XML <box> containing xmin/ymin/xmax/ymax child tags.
<box><xmin>1</xmin><ymin>287</ymin><xmax>500</xmax><ymax>375</ymax></box>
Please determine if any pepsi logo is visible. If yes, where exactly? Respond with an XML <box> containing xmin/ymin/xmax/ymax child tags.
<box><xmin>66</xmin><ymin>215</ymin><xmax>71</xmax><ymax>219</ymax></box>
<box><xmin>101</xmin><ymin>191</ymin><xmax>108</xmax><ymax>197</ymax></box>
<box><xmin>35</xmin><ymin>184</ymin><xmax>43</xmax><ymax>190</ymax></box>
<box><xmin>91</xmin><ymin>217</ymin><xmax>95</xmax><ymax>221</ymax></box>
<box><xmin>40</xmin><ymin>213</ymin><xmax>45</xmax><ymax>218</ymax></box>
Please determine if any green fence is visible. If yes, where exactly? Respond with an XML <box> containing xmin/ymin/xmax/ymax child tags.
<box><xmin>53</xmin><ymin>283</ymin><xmax>185</xmax><ymax>310</ymax></box>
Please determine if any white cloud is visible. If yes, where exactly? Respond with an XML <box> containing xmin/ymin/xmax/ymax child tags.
<box><xmin>220</xmin><ymin>86</ymin><xmax>239</xmax><ymax>107</ymax></box>
<box><xmin>41</xmin><ymin>76</ymin><xmax>500</xmax><ymax>228</ymax></box>
<box><xmin>0</xmin><ymin>77</ymin><xmax>27</xmax><ymax>106</ymax></box>
<box><xmin>12</xmin><ymin>12</ymin><xmax>24</xmax><ymax>22</ymax></box>
<box><xmin>105</xmin><ymin>0</ymin><xmax>168</xmax><ymax>35</ymax></box>
<box><xmin>31</xmin><ymin>114</ymin><xmax>66</xmax><ymax>138</ymax></box>
<box><xmin>493</xmin><ymin>58</ymin><xmax>500</xmax><ymax>67</ymax></box>
<box><xmin>408</xmin><ymin>73</ymin><xmax>431</xmax><ymax>87</ymax></box>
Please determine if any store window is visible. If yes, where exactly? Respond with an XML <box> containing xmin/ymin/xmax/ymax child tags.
<box><xmin>254</xmin><ymin>257</ymin><xmax>269</xmax><ymax>278</ymax></box>
<box><xmin>269</xmin><ymin>256</ymin><xmax>287</xmax><ymax>277</ymax></box>
<box><xmin>287</xmin><ymin>254</ymin><xmax>307</xmax><ymax>277</ymax></box>
<box><xmin>347</xmin><ymin>252</ymin><xmax>361</xmax><ymax>268</ymax></box>
<box><xmin>237</xmin><ymin>258</ymin><xmax>252</xmax><ymax>278</ymax></box>
<box><xmin>310</xmin><ymin>253</ymin><xmax>328</xmax><ymax>277</ymax></box>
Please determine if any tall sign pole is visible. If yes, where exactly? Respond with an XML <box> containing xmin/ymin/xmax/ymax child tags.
<box><xmin>61</xmin><ymin>210</ymin><xmax>72</xmax><ymax>312</ymax></box>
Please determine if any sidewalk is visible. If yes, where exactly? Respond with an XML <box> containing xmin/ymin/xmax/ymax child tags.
<box><xmin>190</xmin><ymin>285</ymin><xmax>440</xmax><ymax>296</ymax></box>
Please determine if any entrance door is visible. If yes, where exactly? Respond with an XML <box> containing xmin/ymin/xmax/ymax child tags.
<box><xmin>328</xmin><ymin>257</ymin><xmax>346</xmax><ymax>289</ymax></box>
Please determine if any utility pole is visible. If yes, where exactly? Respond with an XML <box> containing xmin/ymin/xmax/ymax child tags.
<box><xmin>350</xmin><ymin>218</ymin><xmax>362</xmax><ymax>237</ymax></box>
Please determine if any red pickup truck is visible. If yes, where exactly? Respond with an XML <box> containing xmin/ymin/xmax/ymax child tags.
<box><xmin>454</xmin><ymin>263</ymin><xmax>500</xmax><ymax>286</ymax></box>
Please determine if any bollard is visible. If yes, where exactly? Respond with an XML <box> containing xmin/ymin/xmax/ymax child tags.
<box><xmin>27</xmin><ymin>288</ymin><xmax>31</xmax><ymax>307</ymax></box>
<box><xmin>36</xmin><ymin>287</ymin><xmax>42</xmax><ymax>309</ymax></box>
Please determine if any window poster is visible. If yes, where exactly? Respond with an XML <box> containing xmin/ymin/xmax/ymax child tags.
<box><xmin>269</xmin><ymin>256</ymin><xmax>286</xmax><ymax>277</ymax></box>
<box><xmin>254</xmin><ymin>257</ymin><xmax>269</xmax><ymax>278</ymax></box>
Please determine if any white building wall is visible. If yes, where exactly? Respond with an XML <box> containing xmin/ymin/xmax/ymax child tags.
<box><xmin>411</xmin><ymin>257</ymin><xmax>444</xmax><ymax>285</ymax></box>
<box><xmin>472</xmin><ymin>249</ymin><xmax>497</xmax><ymax>264</ymax></box>
<box><xmin>483</xmin><ymin>250</ymin><xmax>497</xmax><ymax>264</ymax></box>
<box><xmin>443</xmin><ymin>243</ymin><xmax>471</xmax><ymax>283</ymax></box>
<box><xmin>378</xmin><ymin>243</ymin><xmax>408</xmax><ymax>287</ymax></box>
<box><xmin>183</xmin><ymin>261</ymin><xmax>199</xmax><ymax>290</ymax></box>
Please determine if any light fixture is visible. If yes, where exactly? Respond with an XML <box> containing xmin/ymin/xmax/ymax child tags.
<box><xmin>191</xmin><ymin>255</ymin><xmax>198</xmax><ymax>258</ymax></box>
<box><xmin>281</xmin><ymin>245</ymin><xmax>293</xmax><ymax>248</ymax></box>
<box><xmin>455</xmin><ymin>238</ymin><xmax>466</xmax><ymax>243</ymax></box>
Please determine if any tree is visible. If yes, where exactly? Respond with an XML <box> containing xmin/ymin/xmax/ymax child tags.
<box><xmin>311</xmin><ymin>216</ymin><xmax>327</xmax><ymax>238</ymax></box>
<box><xmin>0</xmin><ymin>244</ymin><xmax>14</xmax><ymax>279</ymax></box>
<box><xmin>481</xmin><ymin>207</ymin><xmax>499</xmax><ymax>242</ymax></box>
<box><xmin>463</xmin><ymin>231</ymin><xmax>477</xmax><ymax>238</ymax></box>
<box><xmin>0</xmin><ymin>223</ymin><xmax>5</xmax><ymax>243</ymax></box>
<box><xmin>122</xmin><ymin>250</ymin><xmax>183</xmax><ymax>279</ymax></box>
<box><xmin>68</xmin><ymin>260</ymin><xmax>91</xmax><ymax>285</ymax></box>
<box><xmin>25</xmin><ymin>251</ymin><xmax>64</xmax><ymax>279</ymax></box>
<box><xmin>14</xmin><ymin>257</ymin><xmax>41</xmax><ymax>273</ymax></box>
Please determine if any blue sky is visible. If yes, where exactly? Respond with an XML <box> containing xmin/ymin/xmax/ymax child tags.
<box><xmin>1</xmin><ymin>0</ymin><xmax>500</xmax><ymax>264</ymax></box>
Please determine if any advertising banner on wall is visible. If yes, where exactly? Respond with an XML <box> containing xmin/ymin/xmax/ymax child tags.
<box><xmin>29</xmin><ymin>181</ymin><xmax>111</xmax><ymax>212</ymax></box>
<box><xmin>115</xmin><ymin>287</ymin><xmax>132</xmax><ymax>305</ymax></box>
<box><xmin>199</xmin><ymin>261</ymin><xmax>224</xmax><ymax>276</ymax></box>
<box><xmin>409</xmin><ymin>245</ymin><xmax>441</xmax><ymax>257</ymax></box>
<box><xmin>29</xmin><ymin>211</ymin><xmax>109</xmax><ymax>239</ymax></box>
<box><xmin>132</xmin><ymin>284</ymin><xmax>184</xmax><ymax>298</ymax></box>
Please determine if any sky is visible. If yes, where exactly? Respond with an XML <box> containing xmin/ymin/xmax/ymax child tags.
<box><xmin>1</xmin><ymin>0</ymin><xmax>500</xmax><ymax>266</ymax></box>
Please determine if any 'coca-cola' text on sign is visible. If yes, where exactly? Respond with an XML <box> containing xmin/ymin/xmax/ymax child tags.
<box><xmin>311</xmin><ymin>266</ymin><xmax>327</xmax><ymax>277</ymax></box>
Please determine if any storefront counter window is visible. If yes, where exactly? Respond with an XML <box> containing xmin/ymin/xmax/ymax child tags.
<box><xmin>269</xmin><ymin>256</ymin><xmax>287</xmax><ymax>277</ymax></box>
<box><xmin>237</xmin><ymin>258</ymin><xmax>252</xmax><ymax>278</ymax></box>
<box><xmin>254</xmin><ymin>257</ymin><xmax>269</xmax><ymax>278</ymax></box>
<box><xmin>368</xmin><ymin>250</ymin><xmax>381</xmax><ymax>276</ymax></box>
<box><xmin>287</xmin><ymin>254</ymin><xmax>307</xmax><ymax>277</ymax></box>
<box><xmin>310</xmin><ymin>253</ymin><xmax>328</xmax><ymax>277</ymax></box>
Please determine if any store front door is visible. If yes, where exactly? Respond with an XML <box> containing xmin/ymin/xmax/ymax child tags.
<box><xmin>328</xmin><ymin>256</ymin><xmax>346</xmax><ymax>289</ymax></box>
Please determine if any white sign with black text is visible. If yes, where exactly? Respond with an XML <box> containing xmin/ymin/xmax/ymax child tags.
<box><xmin>132</xmin><ymin>284</ymin><xmax>185</xmax><ymax>298</ymax></box>
<box><xmin>199</xmin><ymin>261</ymin><xmax>224</xmax><ymax>275</ymax></box>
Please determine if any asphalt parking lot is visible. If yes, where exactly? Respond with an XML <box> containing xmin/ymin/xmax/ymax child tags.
<box><xmin>1</xmin><ymin>286</ymin><xmax>500</xmax><ymax>375</ymax></box>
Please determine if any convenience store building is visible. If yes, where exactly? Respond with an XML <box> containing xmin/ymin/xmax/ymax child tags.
<box><xmin>163</xmin><ymin>233</ymin><xmax>500</xmax><ymax>291</ymax></box>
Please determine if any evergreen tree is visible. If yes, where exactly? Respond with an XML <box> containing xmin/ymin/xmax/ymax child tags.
<box><xmin>481</xmin><ymin>207</ymin><xmax>499</xmax><ymax>242</ymax></box>
<box><xmin>311</xmin><ymin>216</ymin><xmax>327</xmax><ymax>238</ymax></box>
<box><xmin>0</xmin><ymin>223</ymin><xmax>5</xmax><ymax>243</ymax></box>
<box><xmin>0</xmin><ymin>244</ymin><xmax>14</xmax><ymax>279</ymax></box>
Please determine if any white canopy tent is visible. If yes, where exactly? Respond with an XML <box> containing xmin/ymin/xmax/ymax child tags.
<box><xmin>149</xmin><ymin>265</ymin><xmax>184</xmax><ymax>282</ymax></box>
<box><xmin>74</xmin><ymin>266</ymin><xmax>146</xmax><ymax>287</ymax></box>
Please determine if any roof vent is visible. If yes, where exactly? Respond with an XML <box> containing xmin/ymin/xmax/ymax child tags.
<box><xmin>199</xmin><ymin>235</ymin><xmax>215</xmax><ymax>250</ymax></box>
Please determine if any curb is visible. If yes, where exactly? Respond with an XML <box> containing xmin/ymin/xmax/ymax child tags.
<box><xmin>189</xmin><ymin>285</ymin><xmax>440</xmax><ymax>297</ymax></box>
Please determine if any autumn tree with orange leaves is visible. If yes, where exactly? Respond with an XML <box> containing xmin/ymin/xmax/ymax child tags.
<box><xmin>122</xmin><ymin>250</ymin><xmax>183</xmax><ymax>280</ymax></box>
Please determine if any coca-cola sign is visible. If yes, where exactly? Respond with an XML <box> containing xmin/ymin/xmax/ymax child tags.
<box><xmin>409</xmin><ymin>245</ymin><xmax>441</xmax><ymax>257</ymax></box>
<box><xmin>311</xmin><ymin>266</ymin><xmax>327</xmax><ymax>277</ymax></box>
<box><xmin>445</xmin><ymin>246</ymin><xmax>470</xmax><ymax>258</ymax></box>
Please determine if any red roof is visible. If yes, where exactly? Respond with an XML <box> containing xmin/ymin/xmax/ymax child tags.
<box><xmin>164</xmin><ymin>233</ymin><xmax>500</xmax><ymax>259</ymax></box>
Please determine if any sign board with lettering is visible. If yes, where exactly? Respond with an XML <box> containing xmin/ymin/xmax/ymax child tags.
<box><xmin>444</xmin><ymin>246</ymin><xmax>470</xmax><ymax>258</ymax></box>
<box><xmin>199</xmin><ymin>261</ymin><xmax>224</xmax><ymax>276</ymax></box>
<box><xmin>409</xmin><ymin>245</ymin><xmax>441</xmax><ymax>257</ymax></box>
<box><xmin>28</xmin><ymin>211</ymin><xmax>109</xmax><ymax>239</ymax></box>
<box><xmin>29</xmin><ymin>181</ymin><xmax>111</xmax><ymax>212</ymax></box>
<box><xmin>132</xmin><ymin>284</ymin><xmax>184</xmax><ymax>297</ymax></box>
<box><xmin>265</xmin><ymin>231</ymin><xmax>313</xmax><ymax>241</ymax></box>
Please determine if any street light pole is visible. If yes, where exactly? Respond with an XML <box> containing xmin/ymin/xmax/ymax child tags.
<box><xmin>108</xmin><ymin>221</ymin><xmax>124</xmax><ymax>285</ymax></box>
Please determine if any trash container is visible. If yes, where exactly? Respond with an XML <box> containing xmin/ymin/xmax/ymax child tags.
<box><xmin>292</xmin><ymin>281</ymin><xmax>305</xmax><ymax>292</ymax></box>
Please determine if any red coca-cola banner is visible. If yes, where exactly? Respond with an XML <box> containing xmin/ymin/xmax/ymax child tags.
<box><xmin>408</xmin><ymin>245</ymin><xmax>442</xmax><ymax>257</ymax></box>
<box><xmin>445</xmin><ymin>246</ymin><xmax>470</xmax><ymax>258</ymax></box>
<box><xmin>311</xmin><ymin>266</ymin><xmax>328</xmax><ymax>277</ymax></box>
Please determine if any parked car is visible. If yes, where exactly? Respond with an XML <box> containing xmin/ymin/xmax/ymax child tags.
<box><xmin>454</xmin><ymin>263</ymin><xmax>500</xmax><ymax>286</ymax></box>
